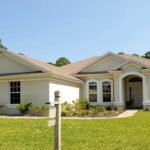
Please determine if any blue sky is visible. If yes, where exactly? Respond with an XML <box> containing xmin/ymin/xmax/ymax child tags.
<box><xmin>0</xmin><ymin>0</ymin><xmax>150</xmax><ymax>63</ymax></box>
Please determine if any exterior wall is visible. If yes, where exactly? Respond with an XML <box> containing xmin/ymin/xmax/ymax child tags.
<box><xmin>81</xmin><ymin>84</ymin><xmax>86</xmax><ymax>99</ymax></box>
<box><xmin>21</xmin><ymin>80</ymin><xmax>49</xmax><ymax>105</ymax></box>
<box><xmin>114</xmin><ymin>76</ymin><xmax>119</xmax><ymax>103</ymax></box>
<box><xmin>0</xmin><ymin>55</ymin><xmax>35</xmax><ymax>74</ymax></box>
<box><xmin>49</xmin><ymin>80</ymin><xmax>80</xmax><ymax>103</ymax></box>
<box><xmin>0</xmin><ymin>79</ymin><xmax>49</xmax><ymax>115</ymax></box>
<box><xmin>0</xmin><ymin>82</ymin><xmax>9</xmax><ymax>105</ymax></box>
<box><xmin>146</xmin><ymin>75</ymin><xmax>150</xmax><ymax>101</ymax></box>
<box><xmin>83</xmin><ymin>56</ymin><xmax>123</xmax><ymax>72</ymax></box>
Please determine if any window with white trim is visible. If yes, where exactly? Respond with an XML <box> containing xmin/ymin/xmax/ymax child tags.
<box><xmin>10</xmin><ymin>81</ymin><xmax>21</xmax><ymax>104</ymax></box>
<box><xmin>89</xmin><ymin>81</ymin><xmax>97</xmax><ymax>102</ymax></box>
<box><xmin>102</xmin><ymin>81</ymin><xmax>111</xmax><ymax>102</ymax></box>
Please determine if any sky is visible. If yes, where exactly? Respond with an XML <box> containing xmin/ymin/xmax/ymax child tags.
<box><xmin>0</xmin><ymin>0</ymin><xmax>150</xmax><ymax>63</ymax></box>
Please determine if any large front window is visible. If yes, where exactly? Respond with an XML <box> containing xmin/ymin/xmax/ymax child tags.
<box><xmin>89</xmin><ymin>82</ymin><xmax>97</xmax><ymax>102</ymax></box>
<box><xmin>10</xmin><ymin>81</ymin><xmax>21</xmax><ymax>104</ymax></box>
<box><xmin>102</xmin><ymin>81</ymin><xmax>111</xmax><ymax>102</ymax></box>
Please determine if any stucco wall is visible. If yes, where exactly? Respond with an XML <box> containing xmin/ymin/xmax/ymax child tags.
<box><xmin>114</xmin><ymin>76</ymin><xmax>119</xmax><ymax>103</ymax></box>
<box><xmin>21</xmin><ymin>80</ymin><xmax>49</xmax><ymax>105</ymax></box>
<box><xmin>81</xmin><ymin>84</ymin><xmax>86</xmax><ymax>99</ymax></box>
<box><xmin>146</xmin><ymin>75</ymin><xmax>150</xmax><ymax>101</ymax></box>
<box><xmin>49</xmin><ymin>81</ymin><xmax>80</xmax><ymax>103</ymax></box>
<box><xmin>0</xmin><ymin>82</ymin><xmax>9</xmax><ymax>105</ymax></box>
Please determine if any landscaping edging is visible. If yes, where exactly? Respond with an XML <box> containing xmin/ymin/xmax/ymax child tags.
<box><xmin>0</xmin><ymin>110</ymin><xmax>138</xmax><ymax>119</ymax></box>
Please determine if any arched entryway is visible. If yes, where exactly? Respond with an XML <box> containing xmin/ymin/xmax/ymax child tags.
<box><xmin>123</xmin><ymin>75</ymin><xmax>143</xmax><ymax>108</ymax></box>
<box><xmin>119</xmin><ymin>72</ymin><xmax>147</xmax><ymax>109</ymax></box>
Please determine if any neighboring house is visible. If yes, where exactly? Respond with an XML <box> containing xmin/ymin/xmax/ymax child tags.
<box><xmin>0</xmin><ymin>47</ymin><xmax>150</xmax><ymax>115</ymax></box>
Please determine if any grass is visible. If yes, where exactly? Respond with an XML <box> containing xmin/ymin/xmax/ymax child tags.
<box><xmin>0</xmin><ymin>112</ymin><xmax>150</xmax><ymax>150</ymax></box>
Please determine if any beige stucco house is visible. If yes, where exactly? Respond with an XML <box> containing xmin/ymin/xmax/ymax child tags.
<box><xmin>0</xmin><ymin>47</ymin><xmax>150</xmax><ymax>115</ymax></box>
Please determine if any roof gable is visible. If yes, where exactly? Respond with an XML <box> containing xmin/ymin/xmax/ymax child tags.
<box><xmin>112</xmin><ymin>59</ymin><xmax>148</xmax><ymax>71</ymax></box>
<box><xmin>80</xmin><ymin>52</ymin><xmax>125</xmax><ymax>73</ymax></box>
<box><xmin>0</xmin><ymin>54</ymin><xmax>37</xmax><ymax>74</ymax></box>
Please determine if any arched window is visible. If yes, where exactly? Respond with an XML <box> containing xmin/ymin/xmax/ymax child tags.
<box><xmin>88</xmin><ymin>81</ymin><xmax>97</xmax><ymax>102</ymax></box>
<box><xmin>102</xmin><ymin>81</ymin><xmax>112</xmax><ymax>102</ymax></box>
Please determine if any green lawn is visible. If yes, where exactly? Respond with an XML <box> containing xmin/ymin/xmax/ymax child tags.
<box><xmin>0</xmin><ymin>112</ymin><xmax>150</xmax><ymax>150</ymax></box>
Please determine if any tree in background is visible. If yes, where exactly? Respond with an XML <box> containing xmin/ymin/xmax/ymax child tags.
<box><xmin>132</xmin><ymin>53</ymin><xmax>140</xmax><ymax>57</ymax></box>
<box><xmin>55</xmin><ymin>57</ymin><xmax>71</xmax><ymax>67</ymax></box>
<box><xmin>142</xmin><ymin>51</ymin><xmax>150</xmax><ymax>59</ymax></box>
<box><xmin>47</xmin><ymin>62</ymin><xmax>55</xmax><ymax>65</ymax></box>
<box><xmin>0</xmin><ymin>39</ymin><xmax>7</xmax><ymax>49</ymax></box>
<box><xmin>48</xmin><ymin>57</ymin><xmax>71</xmax><ymax>67</ymax></box>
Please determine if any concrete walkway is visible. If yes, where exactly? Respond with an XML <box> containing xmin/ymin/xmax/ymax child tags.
<box><xmin>115</xmin><ymin>109</ymin><xmax>138</xmax><ymax>118</ymax></box>
<box><xmin>0</xmin><ymin>110</ymin><xmax>138</xmax><ymax>119</ymax></box>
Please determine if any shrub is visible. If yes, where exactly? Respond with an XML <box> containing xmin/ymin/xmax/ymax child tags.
<box><xmin>73</xmin><ymin>99</ymin><xmax>89</xmax><ymax>111</ymax></box>
<box><xmin>113</xmin><ymin>106</ymin><xmax>123</xmax><ymax>112</ymax></box>
<box><xmin>105</xmin><ymin>106</ymin><xmax>112</xmax><ymax>111</ymax></box>
<box><xmin>0</xmin><ymin>105</ymin><xmax>4</xmax><ymax>109</ymax></box>
<box><xmin>89</xmin><ymin>107</ymin><xmax>99</xmax><ymax>116</ymax></box>
<box><xmin>95</xmin><ymin>106</ymin><xmax>106</xmax><ymax>113</ymax></box>
<box><xmin>76</xmin><ymin>110</ymin><xmax>89</xmax><ymax>117</ymax></box>
<box><xmin>29</xmin><ymin>105</ymin><xmax>48</xmax><ymax>116</ymax></box>
<box><xmin>62</xmin><ymin>102</ymin><xmax>73</xmax><ymax>112</ymax></box>
<box><xmin>61</xmin><ymin>111</ymin><xmax>67</xmax><ymax>116</ymax></box>
<box><xmin>17</xmin><ymin>101</ymin><xmax>32</xmax><ymax>115</ymax></box>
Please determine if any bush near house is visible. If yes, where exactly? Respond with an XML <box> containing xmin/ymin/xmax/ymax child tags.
<box><xmin>28</xmin><ymin>105</ymin><xmax>48</xmax><ymax>116</ymax></box>
<box><xmin>61</xmin><ymin>99</ymin><xmax>122</xmax><ymax>117</ymax></box>
<box><xmin>16</xmin><ymin>99</ymin><xmax>123</xmax><ymax>117</ymax></box>
<box><xmin>17</xmin><ymin>101</ymin><xmax>32</xmax><ymax>115</ymax></box>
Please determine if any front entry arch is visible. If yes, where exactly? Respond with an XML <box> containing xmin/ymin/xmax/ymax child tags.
<box><xmin>119</xmin><ymin>71</ymin><xmax>147</xmax><ymax>108</ymax></box>
<box><xmin>124</xmin><ymin>76</ymin><xmax>143</xmax><ymax>108</ymax></box>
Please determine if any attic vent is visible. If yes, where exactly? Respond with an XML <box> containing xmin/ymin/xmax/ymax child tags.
<box><xmin>118</xmin><ymin>52</ymin><xmax>125</xmax><ymax>55</ymax></box>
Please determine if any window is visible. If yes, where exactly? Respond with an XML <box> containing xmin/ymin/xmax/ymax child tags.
<box><xmin>10</xmin><ymin>81</ymin><xmax>21</xmax><ymax>104</ymax></box>
<box><xmin>102</xmin><ymin>81</ymin><xmax>111</xmax><ymax>102</ymax></box>
<box><xmin>89</xmin><ymin>82</ymin><xmax>97</xmax><ymax>102</ymax></box>
<box><xmin>129</xmin><ymin>77</ymin><xmax>142</xmax><ymax>82</ymax></box>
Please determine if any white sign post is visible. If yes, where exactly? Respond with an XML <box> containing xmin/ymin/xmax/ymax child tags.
<box><xmin>46</xmin><ymin>91</ymin><xmax>61</xmax><ymax>150</ymax></box>
<box><xmin>54</xmin><ymin>91</ymin><xmax>61</xmax><ymax>150</ymax></box>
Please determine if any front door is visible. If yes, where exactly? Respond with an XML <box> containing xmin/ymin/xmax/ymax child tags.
<box><xmin>126</xmin><ymin>77</ymin><xmax>143</xmax><ymax>108</ymax></box>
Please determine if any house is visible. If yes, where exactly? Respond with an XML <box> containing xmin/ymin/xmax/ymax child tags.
<box><xmin>0</xmin><ymin>47</ymin><xmax>150</xmax><ymax>115</ymax></box>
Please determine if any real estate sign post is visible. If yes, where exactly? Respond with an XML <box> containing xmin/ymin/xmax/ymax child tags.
<box><xmin>47</xmin><ymin>91</ymin><xmax>61</xmax><ymax>150</ymax></box>
<box><xmin>54</xmin><ymin>91</ymin><xmax>61</xmax><ymax>150</ymax></box>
